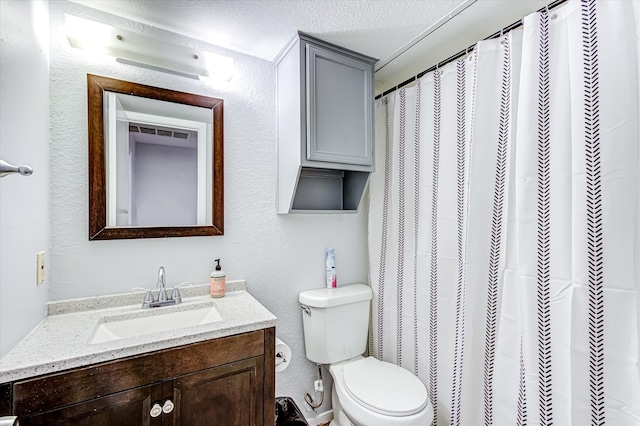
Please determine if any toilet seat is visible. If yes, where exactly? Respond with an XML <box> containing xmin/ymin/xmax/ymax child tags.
<box><xmin>342</xmin><ymin>357</ymin><xmax>428</xmax><ymax>417</ymax></box>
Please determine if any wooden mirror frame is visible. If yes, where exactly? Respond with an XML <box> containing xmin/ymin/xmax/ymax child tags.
<box><xmin>87</xmin><ymin>74</ymin><xmax>224</xmax><ymax>240</ymax></box>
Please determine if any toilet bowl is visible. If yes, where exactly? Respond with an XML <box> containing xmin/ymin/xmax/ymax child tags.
<box><xmin>328</xmin><ymin>356</ymin><xmax>433</xmax><ymax>426</ymax></box>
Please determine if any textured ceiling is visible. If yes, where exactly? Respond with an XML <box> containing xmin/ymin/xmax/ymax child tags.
<box><xmin>68</xmin><ymin>0</ymin><xmax>465</xmax><ymax>63</ymax></box>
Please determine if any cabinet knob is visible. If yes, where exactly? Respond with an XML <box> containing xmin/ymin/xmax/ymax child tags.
<box><xmin>162</xmin><ymin>399</ymin><xmax>175</xmax><ymax>414</ymax></box>
<box><xmin>150</xmin><ymin>403</ymin><xmax>163</xmax><ymax>418</ymax></box>
<box><xmin>0</xmin><ymin>417</ymin><xmax>18</xmax><ymax>426</ymax></box>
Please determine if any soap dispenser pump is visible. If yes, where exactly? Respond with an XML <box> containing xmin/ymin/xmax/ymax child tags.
<box><xmin>210</xmin><ymin>259</ymin><xmax>226</xmax><ymax>298</ymax></box>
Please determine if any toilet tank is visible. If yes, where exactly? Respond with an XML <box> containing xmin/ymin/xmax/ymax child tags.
<box><xmin>299</xmin><ymin>283</ymin><xmax>372</xmax><ymax>364</ymax></box>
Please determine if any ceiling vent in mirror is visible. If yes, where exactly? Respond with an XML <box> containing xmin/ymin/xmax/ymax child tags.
<box><xmin>173</xmin><ymin>132</ymin><xmax>189</xmax><ymax>140</ymax></box>
<box><xmin>129</xmin><ymin>122</ymin><xmax>195</xmax><ymax>141</ymax></box>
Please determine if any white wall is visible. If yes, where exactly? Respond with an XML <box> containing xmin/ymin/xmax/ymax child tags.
<box><xmin>0</xmin><ymin>0</ymin><xmax>51</xmax><ymax>358</ymax></box>
<box><xmin>47</xmin><ymin>1</ymin><xmax>368</xmax><ymax>417</ymax></box>
<box><xmin>133</xmin><ymin>143</ymin><xmax>197</xmax><ymax>226</ymax></box>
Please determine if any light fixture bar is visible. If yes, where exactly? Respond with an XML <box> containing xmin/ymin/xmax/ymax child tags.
<box><xmin>115</xmin><ymin>58</ymin><xmax>199</xmax><ymax>80</ymax></box>
<box><xmin>65</xmin><ymin>15</ymin><xmax>234</xmax><ymax>81</ymax></box>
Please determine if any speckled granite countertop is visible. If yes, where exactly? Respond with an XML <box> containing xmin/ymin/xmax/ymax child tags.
<box><xmin>0</xmin><ymin>280</ymin><xmax>276</xmax><ymax>384</ymax></box>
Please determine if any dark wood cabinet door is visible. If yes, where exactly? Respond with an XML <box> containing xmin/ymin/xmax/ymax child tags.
<box><xmin>167</xmin><ymin>357</ymin><xmax>264</xmax><ymax>426</ymax></box>
<box><xmin>17</xmin><ymin>383</ymin><xmax>163</xmax><ymax>426</ymax></box>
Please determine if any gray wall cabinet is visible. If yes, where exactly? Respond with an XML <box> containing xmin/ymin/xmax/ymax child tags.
<box><xmin>276</xmin><ymin>32</ymin><xmax>377</xmax><ymax>214</ymax></box>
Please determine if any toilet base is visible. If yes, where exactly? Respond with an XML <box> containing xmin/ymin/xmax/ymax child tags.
<box><xmin>330</xmin><ymin>383</ymin><xmax>353</xmax><ymax>426</ymax></box>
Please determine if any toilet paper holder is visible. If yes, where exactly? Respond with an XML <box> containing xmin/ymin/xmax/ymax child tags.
<box><xmin>275</xmin><ymin>351</ymin><xmax>288</xmax><ymax>366</ymax></box>
<box><xmin>275</xmin><ymin>337</ymin><xmax>291</xmax><ymax>372</ymax></box>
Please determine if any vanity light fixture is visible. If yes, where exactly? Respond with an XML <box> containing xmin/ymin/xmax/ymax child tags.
<box><xmin>64</xmin><ymin>15</ymin><xmax>234</xmax><ymax>81</ymax></box>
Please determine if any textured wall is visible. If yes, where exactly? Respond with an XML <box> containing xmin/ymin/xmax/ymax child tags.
<box><xmin>48</xmin><ymin>1</ymin><xmax>368</xmax><ymax>418</ymax></box>
<box><xmin>0</xmin><ymin>0</ymin><xmax>51</xmax><ymax>358</ymax></box>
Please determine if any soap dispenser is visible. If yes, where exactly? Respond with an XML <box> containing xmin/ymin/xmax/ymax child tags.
<box><xmin>210</xmin><ymin>259</ymin><xmax>226</xmax><ymax>298</ymax></box>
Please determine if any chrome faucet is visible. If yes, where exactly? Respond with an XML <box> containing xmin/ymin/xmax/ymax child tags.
<box><xmin>157</xmin><ymin>266</ymin><xmax>168</xmax><ymax>302</ymax></box>
<box><xmin>141</xmin><ymin>266</ymin><xmax>181</xmax><ymax>309</ymax></box>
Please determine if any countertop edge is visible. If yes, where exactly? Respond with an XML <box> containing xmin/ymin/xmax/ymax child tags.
<box><xmin>0</xmin><ymin>287</ymin><xmax>277</xmax><ymax>384</ymax></box>
<box><xmin>0</xmin><ymin>318</ymin><xmax>276</xmax><ymax>384</ymax></box>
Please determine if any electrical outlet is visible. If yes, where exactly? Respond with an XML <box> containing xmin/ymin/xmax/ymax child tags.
<box><xmin>36</xmin><ymin>251</ymin><xmax>45</xmax><ymax>285</ymax></box>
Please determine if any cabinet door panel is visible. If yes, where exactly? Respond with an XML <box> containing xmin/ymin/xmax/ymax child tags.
<box><xmin>306</xmin><ymin>43</ymin><xmax>373</xmax><ymax>166</ymax></box>
<box><xmin>169</xmin><ymin>357</ymin><xmax>263</xmax><ymax>426</ymax></box>
<box><xmin>18</xmin><ymin>383</ymin><xmax>162</xmax><ymax>426</ymax></box>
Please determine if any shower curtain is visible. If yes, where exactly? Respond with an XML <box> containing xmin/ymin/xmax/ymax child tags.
<box><xmin>368</xmin><ymin>1</ymin><xmax>640</xmax><ymax>425</ymax></box>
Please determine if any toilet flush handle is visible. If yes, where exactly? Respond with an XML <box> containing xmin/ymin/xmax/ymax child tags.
<box><xmin>301</xmin><ymin>306</ymin><xmax>311</xmax><ymax>315</ymax></box>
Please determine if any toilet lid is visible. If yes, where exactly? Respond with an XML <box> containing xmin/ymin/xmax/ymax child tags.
<box><xmin>343</xmin><ymin>357</ymin><xmax>428</xmax><ymax>417</ymax></box>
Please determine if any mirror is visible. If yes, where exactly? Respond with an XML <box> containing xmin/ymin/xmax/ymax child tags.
<box><xmin>88</xmin><ymin>74</ymin><xmax>223</xmax><ymax>240</ymax></box>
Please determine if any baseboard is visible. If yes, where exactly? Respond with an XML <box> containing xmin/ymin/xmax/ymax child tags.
<box><xmin>307</xmin><ymin>409</ymin><xmax>333</xmax><ymax>426</ymax></box>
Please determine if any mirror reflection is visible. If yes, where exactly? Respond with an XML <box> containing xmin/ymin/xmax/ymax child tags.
<box><xmin>88</xmin><ymin>74</ymin><xmax>224</xmax><ymax>240</ymax></box>
<box><xmin>105</xmin><ymin>92</ymin><xmax>211</xmax><ymax>227</ymax></box>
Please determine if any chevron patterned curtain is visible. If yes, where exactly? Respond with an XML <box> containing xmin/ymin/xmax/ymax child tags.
<box><xmin>368</xmin><ymin>1</ymin><xmax>640</xmax><ymax>425</ymax></box>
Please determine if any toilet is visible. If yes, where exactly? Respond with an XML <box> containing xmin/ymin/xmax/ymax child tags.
<box><xmin>299</xmin><ymin>284</ymin><xmax>433</xmax><ymax>426</ymax></box>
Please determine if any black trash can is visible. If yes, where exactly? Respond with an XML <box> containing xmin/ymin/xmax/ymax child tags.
<box><xmin>275</xmin><ymin>396</ymin><xmax>308</xmax><ymax>426</ymax></box>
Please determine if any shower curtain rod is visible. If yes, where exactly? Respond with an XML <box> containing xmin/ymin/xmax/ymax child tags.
<box><xmin>375</xmin><ymin>0</ymin><xmax>567</xmax><ymax>100</ymax></box>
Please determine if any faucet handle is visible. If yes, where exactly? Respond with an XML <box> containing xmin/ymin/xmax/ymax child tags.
<box><xmin>171</xmin><ymin>287</ymin><xmax>182</xmax><ymax>304</ymax></box>
<box><xmin>131</xmin><ymin>287</ymin><xmax>156</xmax><ymax>309</ymax></box>
<box><xmin>169</xmin><ymin>282</ymin><xmax>193</xmax><ymax>304</ymax></box>
<box><xmin>143</xmin><ymin>289</ymin><xmax>155</xmax><ymax>308</ymax></box>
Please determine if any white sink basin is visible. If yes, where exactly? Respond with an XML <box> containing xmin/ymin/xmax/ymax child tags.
<box><xmin>90</xmin><ymin>303</ymin><xmax>223</xmax><ymax>344</ymax></box>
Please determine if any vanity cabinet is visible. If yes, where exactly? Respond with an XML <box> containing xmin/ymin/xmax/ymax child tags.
<box><xmin>1</xmin><ymin>328</ymin><xmax>275</xmax><ymax>426</ymax></box>
<box><xmin>276</xmin><ymin>32</ymin><xmax>377</xmax><ymax>213</ymax></box>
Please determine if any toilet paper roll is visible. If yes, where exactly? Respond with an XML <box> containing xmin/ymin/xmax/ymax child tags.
<box><xmin>275</xmin><ymin>337</ymin><xmax>292</xmax><ymax>372</ymax></box>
